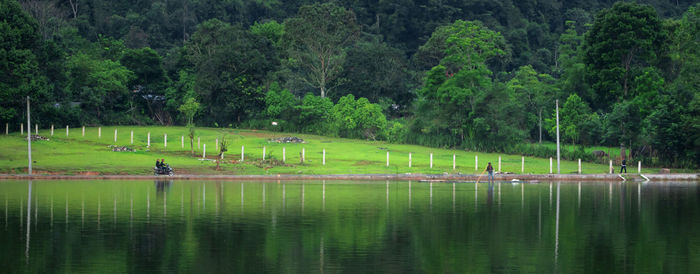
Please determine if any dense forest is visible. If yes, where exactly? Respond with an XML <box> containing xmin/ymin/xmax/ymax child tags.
<box><xmin>0</xmin><ymin>0</ymin><xmax>698</xmax><ymax>167</ymax></box>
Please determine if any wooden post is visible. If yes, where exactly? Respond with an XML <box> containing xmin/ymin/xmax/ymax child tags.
<box><xmin>453</xmin><ymin>154</ymin><xmax>456</xmax><ymax>170</ymax></box>
<box><xmin>498</xmin><ymin>156</ymin><xmax>501</xmax><ymax>172</ymax></box>
<box><xmin>114</xmin><ymin>129</ymin><xmax>118</xmax><ymax>143</ymax></box>
<box><xmin>181</xmin><ymin>136</ymin><xmax>184</xmax><ymax>148</ymax></box>
<box><xmin>282</xmin><ymin>147</ymin><xmax>286</xmax><ymax>163</ymax></box>
<box><xmin>203</xmin><ymin>144</ymin><xmax>206</xmax><ymax>159</ymax></box>
<box><xmin>263</xmin><ymin>146</ymin><xmax>266</xmax><ymax>161</ymax></box>
<box><xmin>323</xmin><ymin>149</ymin><xmax>326</xmax><ymax>165</ymax></box>
<box><xmin>430</xmin><ymin>153</ymin><xmax>433</xmax><ymax>168</ymax></box>
<box><xmin>386</xmin><ymin>151</ymin><xmax>389</xmax><ymax>167</ymax></box>
<box><xmin>578</xmin><ymin>159</ymin><xmax>581</xmax><ymax>174</ymax></box>
<box><xmin>549</xmin><ymin>157</ymin><xmax>553</xmax><ymax>174</ymax></box>
<box><xmin>130</xmin><ymin>130</ymin><xmax>134</xmax><ymax>144</ymax></box>
<box><xmin>638</xmin><ymin>161</ymin><xmax>641</xmax><ymax>173</ymax></box>
<box><xmin>164</xmin><ymin>134</ymin><xmax>167</xmax><ymax>148</ymax></box>
<box><xmin>241</xmin><ymin>146</ymin><xmax>244</xmax><ymax>161</ymax></box>
<box><xmin>609</xmin><ymin>160</ymin><xmax>613</xmax><ymax>174</ymax></box>
<box><xmin>82</xmin><ymin>126</ymin><xmax>85</xmax><ymax>137</ymax></box>
<box><xmin>66</xmin><ymin>125</ymin><xmax>69</xmax><ymax>137</ymax></box>
<box><xmin>51</xmin><ymin>124</ymin><xmax>54</xmax><ymax>136</ymax></box>
<box><xmin>147</xmin><ymin>132</ymin><xmax>150</xmax><ymax>147</ymax></box>
<box><xmin>408</xmin><ymin>153</ymin><xmax>412</xmax><ymax>168</ymax></box>
<box><xmin>521</xmin><ymin>156</ymin><xmax>524</xmax><ymax>173</ymax></box>
<box><xmin>21</xmin><ymin>123</ymin><xmax>23</xmax><ymax>135</ymax></box>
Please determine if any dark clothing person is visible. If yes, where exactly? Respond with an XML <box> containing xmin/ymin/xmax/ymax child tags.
<box><xmin>156</xmin><ymin>160</ymin><xmax>161</xmax><ymax>169</ymax></box>
<box><xmin>486</xmin><ymin>163</ymin><xmax>494</xmax><ymax>183</ymax></box>
<box><xmin>620</xmin><ymin>159</ymin><xmax>627</xmax><ymax>173</ymax></box>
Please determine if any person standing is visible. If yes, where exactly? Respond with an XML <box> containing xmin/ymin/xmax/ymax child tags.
<box><xmin>486</xmin><ymin>162</ymin><xmax>494</xmax><ymax>183</ymax></box>
<box><xmin>620</xmin><ymin>158</ymin><xmax>627</xmax><ymax>173</ymax></box>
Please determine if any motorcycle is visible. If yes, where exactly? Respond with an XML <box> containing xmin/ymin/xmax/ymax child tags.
<box><xmin>154</xmin><ymin>164</ymin><xmax>174</xmax><ymax>176</ymax></box>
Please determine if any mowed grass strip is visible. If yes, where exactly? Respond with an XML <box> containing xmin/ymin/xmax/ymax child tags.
<box><xmin>1</xmin><ymin>126</ymin><xmax>619</xmax><ymax>175</ymax></box>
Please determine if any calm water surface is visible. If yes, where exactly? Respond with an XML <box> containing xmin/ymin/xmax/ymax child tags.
<box><xmin>1</xmin><ymin>180</ymin><xmax>698</xmax><ymax>273</ymax></box>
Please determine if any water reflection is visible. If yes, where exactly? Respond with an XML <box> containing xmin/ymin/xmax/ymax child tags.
<box><xmin>2</xmin><ymin>180</ymin><xmax>698</xmax><ymax>273</ymax></box>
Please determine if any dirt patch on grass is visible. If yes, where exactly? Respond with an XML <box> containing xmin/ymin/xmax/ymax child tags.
<box><xmin>352</xmin><ymin>160</ymin><xmax>374</xmax><ymax>166</ymax></box>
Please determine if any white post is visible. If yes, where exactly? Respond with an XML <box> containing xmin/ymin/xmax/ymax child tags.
<box><xmin>578</xmin><ymin>159</ymin><xmax>581</xmax><ymax>174</ymax></box>
<box><xmin>408</xmin><ymin>153</ymin><xmax>412</xmax><ymax>168</ymax></box>
<box><xmin>66</xmin><ymin>125</ymin><xmax>69</xmax><ymax>137</ymax></box>
<box><xmin>430</xmin><ymin>153</ymin><xmax>433</xmax><ymax>168</ymax></box>
<box><xmin>26</xmin><ymin>97</ymin><xmax>31</xmax><ymax>175</ymax></box>
<box><xmin>215</xmin><ymin>138</ymin><xmax>218</xmax><ymax>152</ymax></box>
<box><xmin>453</xmin><ymin>154</ymin><xmax>456</xmax><ymax>170</ymax></box>
<box><xmin>609</xmin><ymin>160</ymin><xmax>613</xmax><ymax>174</ymax></box>
<box><xmin>283</xmin><ymin>147</ymin><xmax>286</xmax><ymax>163</ymax></box>
<box><xmin>5</xmin><ymin>123</ymin><xmax>7</xmax><ymax>135</ymax></box>
<box><xmin>323</xmin><ymin>149</ymin><xmax>326</xmax><ymax>165</ymax></box>
<box><xmin>638</xmin><ymin>161</ymin><xmax>641</xmax><ymax>174</ymax></box>
<box><xmin>302</xmin><ymin>148</ymin><xmax>305</xmax><ymax>162</ymax></box>
<box><xmin>263</xmin><ymin>146</ymin><xmax>266</xmax><ymax>161</ymax></box>
<box><xmin>521</xmin><ymin>156</ymin><xmax>524</xmax><ymax>173</ymax></box>
<box><xmin>35</xmin><ymin>124</ymin><xmax>38</xmax><ymax>135</ymax></box>
<box><xmin>475</xmin><ymin>155</ymin><xmax>478</xmax><ymax>171</ymax></box>
<box><xmin>130</xmin><ymin>130</ymin><xmax>134</xmax><ymax>144</ymax></box>
<box><xmin>556</xmin><ymin>99</ymin><xmax>560</xmax><ymax>174</ymax></box>
<box><xmin>498</xmin><ymin>156</ymin><xmax>502</xmax><ymax>172</ymax></box>
<box><xmin>386</xmin><ymin>151</ymin><xmax>389</xmax><ymax>167</ymax></box>
<box><xmin>241</xmin><ymin>146</ymin><xmax>245</xmax><ymax>161</ymax></box>
<box><xmin>114</xmin><ymin>129</ymin><xmax>118</xmax><ymax>143</ymax></box>
<box><xmin>550</xmin><ymin>157</ymin><xmax>553</xmax><ymax>174</ymax></box>
<box><xmin>197</xmin><ymin>137</ymin><xmax>200</xmax><ymax>150</ymax></box>
<box><xmin>221</xmin><ymin>152</ymin><xmax>224</xmax><ymax>160</ymax></box>
<box><xmin>147</xmin><ymin>132</ymin><xmax>151</xmax><ymax>147</ymax></box>
<box><xmin>164</xmin><ymin>134</ymin><xmax>167</xmax><ymax>148</ymax></box>
<box><xmin>203</xmin><ymin>144</ymin><xmax>206</xmax><ymax>159</ymax></box>
<box><xmin>181</xmin><ymin>136</ymin><xmax>184</xmax><ymax>148</ymax></box>
<box><xmin>82</xmin><ymin>126</ymin><xmax>85</xmax><ymax>137</ymax></box>
<box><xmin>51</xmin><ymin>124</ymin><xmax>54</xmax><ymax>136</ymax></box>
<box><xmin>21</xmin><ymin>123</ymin><xmax>24</xmax><ymax>135</ymax></box>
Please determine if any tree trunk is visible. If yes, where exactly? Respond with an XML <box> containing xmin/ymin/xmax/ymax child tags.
<box><xmin>538</xmin><ymin>108</ymin><xmax>542</xmax><ymax>144</ymax></box>
<box><xmin>190</xmin><ymin>138</ymin><xmax>194</xmax><ymax>156</ymax></box>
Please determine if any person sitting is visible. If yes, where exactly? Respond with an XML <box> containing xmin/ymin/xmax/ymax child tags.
<box><xmin>155</xmin><ymin>159</ymin><xmax>161</xmax><ymax>170</ymax></box>
<box><xmin>160</xmin><ymin>158</ymin><xmax>166</xmax><ymax>172</ymax></box>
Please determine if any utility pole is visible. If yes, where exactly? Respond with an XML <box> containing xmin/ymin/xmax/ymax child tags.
<box><xmin>556</xmin><ymin>99</ymin><xmax>560</xmax><ymax>174</ymax></box>
<box><xmin>27</xmin><ymin>96</ymin><xmax>32</xmax><ymax>175</ymax></box>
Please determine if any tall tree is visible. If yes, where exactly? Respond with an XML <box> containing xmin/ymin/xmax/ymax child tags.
<box><xmin>284</xmin><ymin>2</ymin><xmax>360</xmax><ymax>98</ymax></box>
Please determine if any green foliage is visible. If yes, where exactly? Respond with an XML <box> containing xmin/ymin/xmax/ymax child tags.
<box><xmin>178</xmin><ymin>97</ymin><xmax>200</xmax><ymax>126</ymax></box>
<box><xmin>330</xmin><ymin>94</ymin><xmax>387</xmax><ymax>140</ymax></box>
<box><xmin>264</xmin><ymin>82</ymin><xmax>299</xmax><ymax>130</ymax></box>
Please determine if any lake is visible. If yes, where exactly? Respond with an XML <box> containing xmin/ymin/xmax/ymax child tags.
<box><xmin>1</xmin><ymin>180</ymin><xmax>698</xmax><ymax>272</ymax></box>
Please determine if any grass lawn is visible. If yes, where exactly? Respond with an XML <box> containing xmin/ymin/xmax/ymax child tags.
<box><xmin>0</xmin><ymin>126</ymin><xmax>663</xmax><ymax>175</ymax></box>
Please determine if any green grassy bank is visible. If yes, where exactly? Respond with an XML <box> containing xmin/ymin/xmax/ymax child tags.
<box><xmin>0</xmin><ymin>126</ymin><xmax>663</xmax><ymax>175</ymax></box>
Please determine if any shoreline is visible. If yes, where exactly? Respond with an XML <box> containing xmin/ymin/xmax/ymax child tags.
<box><xmin>0</xmin><ymin>173</ymin><xmax>696</xmax><ymax>181</ymax></box>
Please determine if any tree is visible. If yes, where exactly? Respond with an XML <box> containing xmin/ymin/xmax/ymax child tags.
<box><xmin>178</xmin><ymin>97</ymin><xmax>200</xmax><ymax>156</ymax></box>
<box><xmin>216</xmin><ymin>135</ymin><xmax>228</xmax><ymax>170</ymax></box>
<box><xmin>548</xmin><ymin>94</ymin><xmax>592</xmax><ymax>145</ymax></box>
<box><xmin>584</xmin><ymin>2</ymin><xmax>664</xmax><ymax>110</ymax></box>
<box><xmin>284</xmin><ymin>2</ymin><xmax>360</xmax><ymax>98</ymax></box>
<box><xmin>330</xmin><ymin>94</ymin><xmax>387</xmax><ymax>140</ymax></box>
<box><xmin>507</xmin><ymin>65</ymin><xmax>557</xmax><ymax>143</ymax></box>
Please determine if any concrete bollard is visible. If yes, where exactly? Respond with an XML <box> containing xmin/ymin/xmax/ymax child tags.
<box><xmin>197</xmin><ymin>137</ymin><xmax>200</xmax><ymax>150</ymax></box>
<box><xmin>578</xmin><ymin>159</ymin><xmax>581</xmax><ymax>174</ymax></box>
<box><xmin>164</xmin><ymin>134</ymin><xmax>167</xmax><ymax>148</ymax></box>
<box><xmin>521</xmin><ymin>156</ymin><xmax>524</xmax><ymax>173</ymax></box>
<box><xmin>430</xmin><ymin>153</ymin><xmax>433</xmax><ymax>168</ymax></box>
<box><xmin>498</xmin><ymin>156</ymin><xmax>502</xmax><ymax>172</ymax></box>
<box><xmin>638</xmin><ymin>161</ymin><xmax>641</xmax><ymax>174</ymax></box>
<box><xmin>114</xmin><ymin>129</ymin><xmax>118</xmax><ymax>142</ymax></box>
<box><xmin>35</xmin><ymin>124</ymin><xmax>38</xmax><ymax>135</ymax></box>
<box><xmin>453</xmin><ymin>154</ymin><xmax>456</xmax><ymax>170</ymax></box>
<box><xmin>283</xmin><ymin>147</ymin><xmax>286</xmax><ymax>163</ymax></box>
<box><xmin>82</xmin><ymin>126</ymin><xmax>85</xmax><ymax>137</ymax></box>
<box><xmin>98</xmin><ymin>127</ymin><xmax>101</xmax><ymax>138</ymax></box>
<box><xmin>549</xmin><ymin>157</ymin><xmax>553</xmax><ymax>174</ymax></box>
<box><xmin>263</xmin><ymin>146</ymin><xmax>266</xmax><ymax>161</ymax></box>
<box><xmin>66</xmin><ymin>125</ymin><xmax>69</xmax><ymax>137</ymax></box>
<box><xmin>408</xmin><ymin>153</ymin><xmax>412</xmax><ymax>168</ymax></box>
<box><xmin>302</xmin><ymin>148</ymin><xmax>305</xmax><ymax>162</ymax></box>
<box><xmin>386</xmin><ymin>151</ymin><xmax>390</xmax><ymax>167</ymax></box>
<box><xmin>323</xmin><ymin>149</ymin><xmax>326</xmax><ymax>165</ymax></box>
<box><xmin>241</xmin><ymin>146</ymin><xmax>244</xmax><ymax>161</ymax></box>
<box><xmin>131</xmin><ymin>131</ymin><xmax>134</xmax><ymax>144</ymax></box>
<box><xmin>181</xmin><ymin>136</ymin><xmax>184</xmax><ymax>148</ymax></box>
<box><xmin>609</xmin><ymin>160</ymin><xmax>613</xmax><ymax>174</ymax></box>
<box><xmin>203</xmin><ymin>144</ymin><xmax>206</xmax><ymax>159</ymax></box>
<box><xmin>21</xmin><ymin>123</ymin><xmax>23</xmax><ymax>135</ymax></box>
<box><xmin>5</xmin><ymin>123</ymin><xmax>7</xmax><ymax>135</ymax></box>
<box><xmin>147</xmin><ymin>132</ymin><xmax>150</xmax><ymax>147</ymax></box>
<box><xmin>51</xmin><ymin>124</ymin><xmax>54</xmax><ymax>136</ymax></box>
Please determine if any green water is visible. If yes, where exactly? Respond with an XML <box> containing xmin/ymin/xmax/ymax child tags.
<box><xmin>0</xmin><ymin>180</ymin><xmax>698</xmax><ymax>273</ymax></box>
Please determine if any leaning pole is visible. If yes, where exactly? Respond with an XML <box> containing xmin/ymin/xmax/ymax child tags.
<box><xmin>556</xmin><ymin>99</ymin><xmax>560</xmax><ymax>174</ymax></box>
<box><xmin>27</xmin><ymin>96</ymin><xmax>32</xmax><ymax>175</ymax></box>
